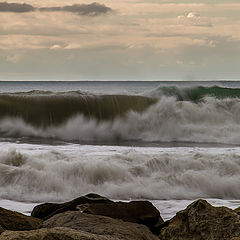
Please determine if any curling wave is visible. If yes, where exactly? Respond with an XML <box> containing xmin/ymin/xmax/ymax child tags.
<box><xmin>1</xmin><ymin>96</ymin><xmax>240</xmax><ymax>144</ymax></box>
<box><xmin>0</xmin><ymin>91</ymin><xmax>156</xmax><ymax>127</ymax></box>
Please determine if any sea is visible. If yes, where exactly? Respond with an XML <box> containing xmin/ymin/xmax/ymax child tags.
<box><xmin>0</xmin><ymin>80</ymin><xmax>240</xmax><ymax>220</ymax></box>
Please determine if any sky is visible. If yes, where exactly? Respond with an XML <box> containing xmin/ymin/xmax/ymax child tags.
<box><xmin>0</xmin><ymin>0</ymin><xmax>240</xmax><ymax>81</ymax></box>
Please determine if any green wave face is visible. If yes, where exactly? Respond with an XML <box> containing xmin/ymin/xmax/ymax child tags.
<box><xmin>0</xmin><ymin>93</ymin><xmax>156</xmax><ymax>127</ymax></box>
<box><xmin>159</xmin><ymin>86</ymin><xmax>240</xmax><ymax>102</ymax></box>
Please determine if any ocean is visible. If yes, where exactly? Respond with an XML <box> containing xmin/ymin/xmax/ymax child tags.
<box><xmin>0</xmin><ymin>80</ymin><xmax>240</xmax><ymax>220</ymax></box>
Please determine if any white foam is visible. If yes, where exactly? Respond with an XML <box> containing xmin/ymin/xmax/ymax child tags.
<box><xmin>0</xmin><ymin>142</ymin><xmax>240</xmax><ymax>202</ymax></box>
<box><xmin>2</xmin><ymin>97</ymin><xmax>240</xmax><ymax>144</ymax></box>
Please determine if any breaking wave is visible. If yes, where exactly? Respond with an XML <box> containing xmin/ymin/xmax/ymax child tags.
<box><xmin>0</xmin><ymin>91</ymin><xmax>156</xmax><ymax>126</ymax></box>
<box><xmin>0</xmin><ymin>146</ymin><xmax>240</xmax><ymax>202</ymax></box>
<box><xmin>1</xmin><ymin>86</ymin><xmax>240</xmax><ymax>144</ymax></box>
<box><xmin>150</xmin><ymin>85</ymin><xmax>240</xmax><ymax>101</ymax></box>
<box><xmin>1</xmin><ymin>96</ymin><xmax>240</xmax><ymax>144</ymax></box>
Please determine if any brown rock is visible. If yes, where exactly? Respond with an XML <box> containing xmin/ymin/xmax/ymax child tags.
<box><xmin>0</xmin><ymin>227</ymin><xmax>111</xmax><ymax>240</ymax></box>
<box><xmin>0</xmin><ymin>207</ymin><xmax>42</xmax><ymax>231</ymax></box>
<box><xmin>160</xmin><ymin>199</ymin><xmax>240</xmax><ymax>240</ymax></box>
<box><xmin>234</xmin><ymin>207</ymin><xmax>240</xmax><ymax>215</ymax></box>
<box><xmin>42</xmin><ymin>211</ymin><xmax>159</xmax><ymax>240</ymax></box>
<box><xmin>81</xmin><ymin>201</ymin><xmax>163</xmax><ymax>234</ymax></box>
<box><xmin>31</xmin><ymin>193</ymin><xmax>112</xmax><ymax>220</ymax></box>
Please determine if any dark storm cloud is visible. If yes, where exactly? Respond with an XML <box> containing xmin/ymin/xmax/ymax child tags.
<box><xmin>0</xmin><ymin>2</ymin><xmax>35</xmax><ymax>12</ymax></box>
<box><xmin>39</xmin><ymin>3</ymin><xmax>113</xmax><ymax>16</ymax></box>
<box><xmin>0</xmin><ymin>2</ymin><xmax>112</xmax><ymax>16</ymax></box>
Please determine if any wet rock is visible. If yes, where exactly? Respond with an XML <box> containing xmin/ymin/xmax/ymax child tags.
<box><xmin>42</xmin><ymin>211</ymin><xmax>159</xmax><ymax>240</ymax></box>
<box><xmin>0</xmin><ymin>207</ymin><xmax>42</xmax><ymax>231</ymax></box>
<box><xmin>0</xmin><ymin>227</ymin><xmax>111</xmax><ymax>240</ymax></box>
<box><xmin>81</xmin><ymin>201</ymin><xmax>163</xmax><ymax>234</ymax></box>
<box><xmin>31</xmin><ymin>193</ymin><xmax>112</xmax><ymax>220</ymax></box>
<box><xmin>160</xmin><ymin>199</ymin><xmax>240</xmax><ymax>240</ymax></box>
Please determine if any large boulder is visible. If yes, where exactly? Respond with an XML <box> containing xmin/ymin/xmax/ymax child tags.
<box><xmin>0</xmin><ymin>227</ymin><xmax>110</xmax><ymax>240</ymax></box>
<box><xmin>80</xmin><ymin>201</ymin><xmax>163</xmax><ymax>234</ymax></box>
<box><xmin>160</xmin><ymin>199</ymin><xmax>240</xmax><ymax>240</ymax></box>
<box><xmin>0</xmin><ymin>207</ymin><xmax>42</xmax><ymax>231</ymax></box>
<box><xmin>31</xmin><ymin>193</ymin><xmax>112</xmax><ymax>220</ymax></box>
<box><xmin>42</xmin><ymin>211</ymin><xmax>159</xmax><ymax>240</ymax></box>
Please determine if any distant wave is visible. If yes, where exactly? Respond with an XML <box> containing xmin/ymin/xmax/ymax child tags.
<box><xmin>1</xmin><ymin>96</ymin><xmax>240</xmax><ymax>144</ymax></box>
<box><xmin>0</xmin><ymin>147</ymin><xmax>240</xmax><ymax>201</ymax></box>
<box><xmin>150</xmin><ymin>85</ymin><xmax>240</xmax><ymax>101</ymax></box>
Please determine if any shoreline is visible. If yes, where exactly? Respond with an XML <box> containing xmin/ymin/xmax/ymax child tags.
<box><xmin>0</xmin><ymin>194</ymin><xmax>240</xmax><ymax>239</ymax></box>
<box><xmin>1</xmin><ymin>198</ymin><xmax>240</xmax><ymax>221</ymax></box>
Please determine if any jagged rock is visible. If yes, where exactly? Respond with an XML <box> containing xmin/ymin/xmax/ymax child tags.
<box><xmin>31</xmin><ymin>193</ymin><xmax>112</xmax><ymax>220</ymax></box>
<box><xmin>42</xmin><ymin>211</ymin><xmax>159</xmax><ymax>240</ymax></box>
<box><xmin>0</xmin><ymin>227</ymin><xmax>111</xmax><ymax>240</ymax></box>
<box><xmin>81</xmin><ymin>201</ymin><xmax>163</xmax><ymax>234</ymax></box>
<box><xmin>160</xmin><ymin>199</ymin><xmax>240</xmax><ymax>240</ymax></box>
<box><xmin>0</xmin><ymin>207</ymin><xmax>42</xmax><ymax>231</ymax></box>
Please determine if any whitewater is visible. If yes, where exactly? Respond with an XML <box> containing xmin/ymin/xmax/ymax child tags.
<box><xmin>0</xmin><ymin>81</ymin><xmax>240</xmax><ymax>220</ymax></box>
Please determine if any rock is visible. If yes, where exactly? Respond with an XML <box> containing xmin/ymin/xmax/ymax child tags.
<box><xmin>0</xmin><ymin>226</ymin><xmax>4</xmax><ymax>234</ymax></box>
<box><xmin>0</xmin><ymin>207</ymin><xmax>42</xmax><ymax>231</ymax></box>
<box><xmin>234</xmin><ymin>207</ymin><xmax>240</xmax><ymax>215</ymax></box>
<box><xmin>42</xmin><ymin>211</ymin><xmax>159</xmax><ymax>240</ymax></box>
<box><xmin>81</xmin><ymin>201</ymin><xmax>163</xmax><ymax>234</ymax></box>
<box><xmin>160</xmin><ymin>199</ymin><xmax>240</xmax><ymax>240</ymax></box>
<box><xmin>31</xmin><ymin>193</ymin><xmax>112</xmax><ymax>220</ymax></box>
<box><xmin>0</xmin><ymin>227</ymin><xmax>111</xmax><ymax>240</ymax></box>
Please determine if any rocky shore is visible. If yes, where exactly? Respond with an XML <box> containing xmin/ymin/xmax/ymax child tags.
<box><xmin>0</xmin><ymin>194</ymin><xmax>240</xmax><ymax>240</ymax></box>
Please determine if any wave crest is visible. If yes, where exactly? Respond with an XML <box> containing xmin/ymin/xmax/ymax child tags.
<box><xmin>151</xmin><ymin>85</ymin><xmax>240</xmax><ymax>101</ymax></box>
<box><xmin>1</xmin><ymin>96</ymin><xmax>240</xmax><ymax>144</ymax></box>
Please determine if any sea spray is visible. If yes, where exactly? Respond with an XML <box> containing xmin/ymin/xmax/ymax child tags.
<box><xmin>1</xmin><ymin>96</ymin><xmax>240</xmax><ymax>144</ymax></box>
<box><xmin>0</xmin><ymin>144</ymin><xmax>240</xmax><ymax>202</ymax></box>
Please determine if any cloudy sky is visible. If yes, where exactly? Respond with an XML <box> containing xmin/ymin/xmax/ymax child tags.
<box><xmin>1</xmin><ymin>0</ymin><xmax>240</xmax><ymax>80</ymax></box>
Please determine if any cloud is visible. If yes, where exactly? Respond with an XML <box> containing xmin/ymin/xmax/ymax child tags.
<box><xmin>0</xmin><ymin>2</ymin><xmax>34</xmax><ymax>12</ymax></box>
<box><xmin>39</xmin><ymin>3</ymin><xmax>113</xmax><ymax>16</ymax></box>
<box><xmin>0</xmin><ymin>2</ymin><xmax>112</xmax><ymax>16</ymax></box>
<box><xmin>178</xmin><ymin>12</ymin><xmax>212</xmax><ymax>27</ymax></box>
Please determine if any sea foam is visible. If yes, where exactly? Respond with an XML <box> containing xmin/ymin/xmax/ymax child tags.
<box><xmin>0</xmin><ymin>143</ymin><xmax>239</xmax><ymax>202</ymax></box>
<box><xmin>1</xmin><ymin>96</ymin><xmax>240</xmax><ymax>144</ymax></box>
